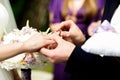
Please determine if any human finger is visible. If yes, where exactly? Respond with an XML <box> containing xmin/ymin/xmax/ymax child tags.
<box><xmin>55</xmin><ymin>20</ymin><xmax>73</xmax><ymax>31</ymax></box>
<box><xmin>40</xmin><ymin>48</ymin><xmax>53</xmax><ymax>57</ymax></box>
<box><xmin>60</xmin><ymin>31</ymin><xmax>70</xmax><ymax>37</ymax></box>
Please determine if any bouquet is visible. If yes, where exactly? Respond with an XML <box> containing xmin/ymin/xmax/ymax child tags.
<box><xmin>0</xmin><ymin>21</ymin><xmax>51</xmax><ymax>80</ymax></box>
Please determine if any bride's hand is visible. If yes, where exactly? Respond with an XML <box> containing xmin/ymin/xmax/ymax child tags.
<box><xmin>23</xmin><ymin>33</ymin><xmax>54</xmax><ymax>52</ymax></box>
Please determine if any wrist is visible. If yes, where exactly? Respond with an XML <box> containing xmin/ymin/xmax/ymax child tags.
<box><xmin>18</xmin><ymin>42</ymin><xmax>27</xmax><ymax>53</ymax></box>
<box><xmin>66</xmin><ymin>43</ymin><xmax>75</xmax><ymax>61</ymax></box>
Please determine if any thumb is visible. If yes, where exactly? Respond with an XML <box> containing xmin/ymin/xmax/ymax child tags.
<box><xmin>40</xmin><ymin>48</ymin><xmax>53</xmax><ymax>57</ymax></box>
<box><xmin>44</xmin><ymin>39</ymin><xmax>55</xmax><ymax>46</ymax></box>
<box><xmin>60</xmin><ymin>31</ymin><xmax>70</xmax><ymax>37</ymax></box>
<box><xmin>52</xmin><ymin>34</ymin><xmax>64</xmax><ymax>44</ymax></box>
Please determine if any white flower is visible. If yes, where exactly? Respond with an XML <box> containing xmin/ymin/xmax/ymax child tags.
<box><xmin>0</xmin><ymin>22</ymin><xmax>50</xmax><ymax>70</ymax></box>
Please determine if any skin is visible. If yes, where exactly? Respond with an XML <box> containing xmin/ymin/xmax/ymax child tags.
<box><xmin>0</xmin><ymin>33</ymin><xmax>54</xmax><ymax>61</ymax></box>
<box><xmin>87</xmin><ymin>20</ymin><xmax>101</xmax><ymax>36</ymax></box>
<box><xmin>40</xmin><ymin>20</ymin><xmax>85</xmax><ymax>63</ymax></box>
<box><xmin>40</xmin><ymin>34</ymin><xmax>75</xmax><ymax>63</ymax></box>
<box><xmin>52</xmin><ymin>20</ymin><xmax>86</xmax><ymax>45</ymax></box>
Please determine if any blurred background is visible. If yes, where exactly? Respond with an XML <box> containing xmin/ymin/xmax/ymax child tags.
<box><xmin>10</xmin><ymin>0</ymin><xmax>50</xmax><ymax>31</ymax></box>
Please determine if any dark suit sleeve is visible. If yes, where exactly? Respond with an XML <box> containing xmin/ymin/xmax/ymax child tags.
<box><xmin>65</xmin><ymin>0</ymin><xmax>120</xmax><ymax>75</ymax></box>
<box><xmin>65</xmin><ymin>46</ymin><xmax>102</xmax><ymax>73</ymax></box>
<box><xmin>65</xmin><ymin>46</ymin><xmax>120</xmax><ymax>73</ymax></box>
<box><xmin>102</xmin><ymin>0</ymin><xmax>120</xmax><ymax>22</ymax></box>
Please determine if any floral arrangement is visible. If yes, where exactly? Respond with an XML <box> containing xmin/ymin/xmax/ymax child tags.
<box><xmin>0</xmin><ymin>21</ymin><xmax>50</xmax><ymax>71</ymax></box>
